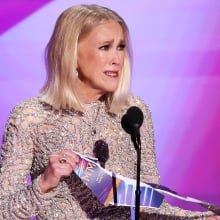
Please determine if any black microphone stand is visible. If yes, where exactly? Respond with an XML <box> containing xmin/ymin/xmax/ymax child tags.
<box><xmin>121</xmin><ymin>106</ymin><xmax>144</xmax><ymax>220</ymax></box>
<box><xmin>131</xmin><ymin>133</ymin><xmax>141</xmax><ymax>220</ymax></box>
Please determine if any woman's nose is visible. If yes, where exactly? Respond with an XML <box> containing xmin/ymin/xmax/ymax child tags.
<box><xmin>111</xmin><ymin>51</ymin><xmax>121</xmax><ymax>65</ymax></box>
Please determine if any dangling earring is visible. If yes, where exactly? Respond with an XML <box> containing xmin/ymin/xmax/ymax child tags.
<box><xmin>75</xmin><ymin>70</ymin><xmax>78</xmax><ymax>77</ymax></box>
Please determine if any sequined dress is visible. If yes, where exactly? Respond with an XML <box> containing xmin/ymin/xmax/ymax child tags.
<box><xmin>0</xmin><ymin>94</ymin><xmax>207</xmax><ymax>219</ymax></box>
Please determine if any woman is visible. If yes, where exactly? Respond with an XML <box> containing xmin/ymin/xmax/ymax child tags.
<box><xmin>0</xmin><ymin>4</ymin><xmax>219</xmax><ymax>220</ymax></box>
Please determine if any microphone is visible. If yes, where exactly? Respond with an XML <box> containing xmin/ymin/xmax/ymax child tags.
<box><xmin>93</xmin><ymin>139</ymin><xmax>109</xmax><ymax>168</ymax></box>
<box><xmin>121</xmin><ymin>106</ymin><xmax>144</xmax><ymax>220</ymax></box>
<box><xmin>121</xmin><ymin>106</ymin><xmax>144</xmax><ymax>140</ymax></box>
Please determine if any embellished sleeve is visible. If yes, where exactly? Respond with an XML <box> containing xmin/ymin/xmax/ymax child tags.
<box><xmin>130</xmin><ymin>95</ymin><xmax>210</xmax><ymax>219</ymax></box>
<box><xmin>0</xmin><ymin>103</ymin><xmax>57</xmax><ymax>219</ymax></box>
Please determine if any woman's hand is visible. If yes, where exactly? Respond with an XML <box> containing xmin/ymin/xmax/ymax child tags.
<box><xmin>38</xmin><ymin>150</ymin><xmax>79</xmax><ymax>193</ymax></box>
<box><xmin>206</xmin><ymin>215</ymin><xmax>220</xmax><ymax>220</ymax></box>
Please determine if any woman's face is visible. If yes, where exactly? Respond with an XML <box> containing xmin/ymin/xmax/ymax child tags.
<box><xmin>76</xmin><ymin>20</ymin><xmax>126</xmax><ymax>103</ymax></box>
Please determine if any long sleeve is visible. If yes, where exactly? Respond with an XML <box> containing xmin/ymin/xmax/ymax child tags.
<box><xmin>130</xmin><ymin>95</ymin><xmax>209</xmax><ymax>219</ymax></box>
<box><xmin>0</xmin><ymin>103</ymin><xmax>56</xmax><ymax>219</ymax></box>
<box><xmin>0</xmin><ymin>97</ymin><xmax>134</xmax><ymax>219</ymax></box>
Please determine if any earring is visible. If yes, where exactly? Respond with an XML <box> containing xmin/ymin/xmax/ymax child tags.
<box><xmin>75</xmin><ymin>70</ymin><xmax>78</xmax><ymax>77</ymax></box>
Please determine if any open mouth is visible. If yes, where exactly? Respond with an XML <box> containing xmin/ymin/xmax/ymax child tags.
<box><xmin>104</xmin><ymin>71</ymin><xmax>118</xmax><ymax>78</ymax></box>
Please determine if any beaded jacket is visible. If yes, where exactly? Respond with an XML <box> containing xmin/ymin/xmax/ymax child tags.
<box><xmin>0</xmin><ymin>94</ymin><xmax>207</xmax><ymax>219</ymax></box>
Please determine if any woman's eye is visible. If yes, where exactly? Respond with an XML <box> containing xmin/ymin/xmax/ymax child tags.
<box><xmin>99</xmin><ymin>45</ymin><xmax>109</xmax><ymax>50</ymax></box>
<box><xmin>117</xmin><ymin>44</ymin><xmax>126</xmax><ymax>50</ymax></box>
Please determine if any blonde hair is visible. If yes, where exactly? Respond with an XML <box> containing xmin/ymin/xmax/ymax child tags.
<box><xmin>40</xmin><ymin>4</ymin><xmax>132</xmax><ymax>114</ymax></box>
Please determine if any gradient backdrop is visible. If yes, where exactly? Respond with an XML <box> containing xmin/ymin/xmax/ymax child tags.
<box><xmin>0</xmin><ymin>0</ymin><xmax>219</xmax><ymax>213</ymax></box>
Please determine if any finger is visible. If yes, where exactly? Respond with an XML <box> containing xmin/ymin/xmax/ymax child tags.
<box><xmin>49</xmin><ymin>151</ymin><xmax>79</xmax><ymax>171</ymax></box>
<box><xmin>58</xmin><ymin>151</ymin><xmax>79</xmax><ymax>167</ymax></box>
<box><xmin>50</xmin><ymin>162</ymin><xmax>74</xmax><ymax>178</ymax></box>
<box><xmin>58</xmin><ymin>155</ymin><xmax>77</xmax><ymax>171</ymax></box>
<box><xmin>65</xmin><ymin>153</ymin><xmax>79</xmax><ymax>168</ymax></box>
<box><xmin>52</xmin><ymin>150</ymin><xmax>79</xmax><ymax>161</ymax></box>
<box><xmin>59</xmin><ymin>160</ymin><xmax>75</xmax><ymax>170</ymax></box>
<box><xmin>49</xmin><ymin>154</ymin><xmax>61</xmax><ymax>162</ymax></box>
<box><xmin>59</xmin><ymin>156</ymin><xmax>68</xmax><ymax>164</ymax></box>
<box><xmin>48</xmin><ymin>154</ymin><xmax>74</xmax><ymax>173</ymax></box>
<box><xmin>62</xmin><ymin>150</ymin><xmax>79</xmax><ymax>162</ymax></box>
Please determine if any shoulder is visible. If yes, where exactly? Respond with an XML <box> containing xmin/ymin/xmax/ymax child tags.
<box><xmin>10</xmin><ymin>97</ymin><xmax>41</xmax><ymax>114</ymax></box>
<box><xmin>126</xmin><ymin>94</ymin><xmax>155</xmax><ymax>133</ymax></box>
<box><xmin>8</xmin><ymin>96</ymin><xmax>45</xmax><ymax>123</ymax></box>
<box><xmin>127</xmin><ymin>93</ymin><xmax>151</xmax><ymax>115</ymax></box>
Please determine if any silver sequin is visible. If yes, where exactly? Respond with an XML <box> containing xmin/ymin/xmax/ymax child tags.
<box><xmin>0</xmin><ymin>95</ymin><xmax>207</xmax><ymax>219</ymax></box>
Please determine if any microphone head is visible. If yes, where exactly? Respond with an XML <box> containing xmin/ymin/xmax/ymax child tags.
<box><xmin>121</xmin><ymin>114</ymin><xmax>130</xmax><ymax>134</ymax></box>
<box><xmin>126</xmin><ymin>106</ymin><xmax>144</xmax><ymax>128</ymax></box>
<box><xmin>121</xmin><ymin>106</ymin><xmax>144</xmax><ymax>136</ymax></box>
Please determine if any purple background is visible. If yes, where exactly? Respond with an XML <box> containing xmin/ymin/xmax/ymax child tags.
<box><xmin>0</xmin><ymin>0</ymin><xmax>219</xmax><ymax>212</ymax></box>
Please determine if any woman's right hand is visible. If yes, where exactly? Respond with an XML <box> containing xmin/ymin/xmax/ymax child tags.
<box><xmin>206</xmin><ymin>216</ymin><xmax>220</xmax><ymax>220</ymax></box>
<box><xmin>38</xmin><ymin>150</ymin><xmax>79</xmax><ymax>193</ymax></box>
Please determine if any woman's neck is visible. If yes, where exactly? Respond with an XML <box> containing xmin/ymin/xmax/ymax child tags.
<box><xmin>75</xmin><ymin>81</ymin><xmax>106</xmax><ymax>104</ymax></box>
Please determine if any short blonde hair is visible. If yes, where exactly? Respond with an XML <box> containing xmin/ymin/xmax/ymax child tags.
<box><xmin>40</xmin><ymin>4</ymin><xmax>132</xmax><ymax>114</ymax></box>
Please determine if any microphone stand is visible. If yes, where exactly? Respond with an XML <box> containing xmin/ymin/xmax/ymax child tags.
<box><xmin>131</xmin><ymin>134</ymin><xmax>141</xmax><ymax>220</ymax></box>
<box><xmin>120</xmin><ymin>106</ymin><xmax>144</xmax><ymax>219</ymax></box>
